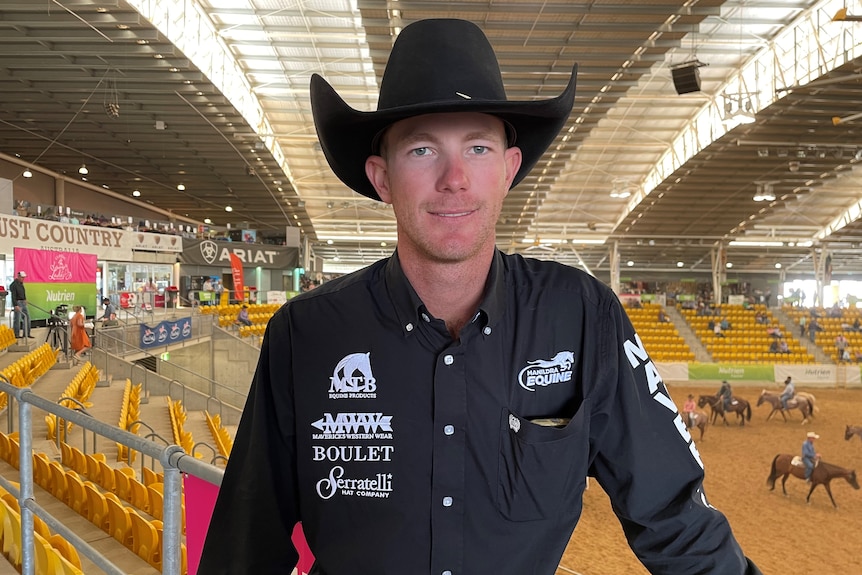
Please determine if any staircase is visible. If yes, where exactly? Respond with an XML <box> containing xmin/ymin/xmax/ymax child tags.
<box><xmin>771</xmin><ymin>307</ymin><xmax>832</xmax><ymax>364</ymax></box>
<box><xmin>666</xmin><ymin>306</ymin><xmax>711</xmax><ymax>362</ymax></box>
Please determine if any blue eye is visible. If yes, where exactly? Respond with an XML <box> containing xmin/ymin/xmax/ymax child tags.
<box><xmin>472</xmin><ymin>146</ymin><xmax>488</xmax><ymax>154</ymax></box>
<box><xmin>411</xmin><ymin>147</ymin><xmax>430</xmax><ymax>156</ymax></box>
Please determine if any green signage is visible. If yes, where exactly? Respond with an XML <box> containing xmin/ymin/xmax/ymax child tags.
<box><xmin>28</xmin><ymin>282</ymin><xmax>98</xmax><ymax>320</ymax></box>
<box><xmin>688</xmin><ymin>363</ymin><xmax>775</xmax><ymax>381</ymax></box>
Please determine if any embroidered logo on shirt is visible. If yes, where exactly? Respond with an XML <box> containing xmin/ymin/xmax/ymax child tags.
<box><xmin>316</xmin><ymin>466</ymin><xmax>393</xmax><ymax>500</ymax></box>
<box><xmin>312</xmin><ymin>413</ymin><xmax>393</xmax><ymax>440</ymax></box>
<box><xmin>329</xmin><ymin>352</ymin><xmax>377</xmax><ymax>399</ymax></box>
<box><xmin>518</xmin><ymin>351</ymin><xmax>575</xmax><ymax>392</ymax></box>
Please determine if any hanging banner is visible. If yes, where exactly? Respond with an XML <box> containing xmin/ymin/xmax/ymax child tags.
<box><xmin>13</xmin><ymin>248</ymin><xmax>98</xmax><ymax>319</ymax></box>
<box><xmin>181</xmin><ymin>238</ymin><xmax>298</xmax><ymax>269</ymax></box>
<box><xmin>229</xmin><ymin>253</ymin><xmax>245</xmax><ymax>301</ymax></box>
<box><xmin>139</xmin><ymin>317</ymin><xmax>192</xmax><ymax>349</ymax></box>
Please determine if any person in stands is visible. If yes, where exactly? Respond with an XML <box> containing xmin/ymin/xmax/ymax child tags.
<box><xmin>200</xmin><ymin>18</ymin><xmax>760</xmax><ymax>575</ymax></box>
<box><xmin>236</xmin><ymin>304</ymin><xmax>253</xmax><ymax>327</ymax></box>
<box><xmin>70</xmin><ymin>305</ymin><xmax>91</xmax><ymax>365</ymax></box>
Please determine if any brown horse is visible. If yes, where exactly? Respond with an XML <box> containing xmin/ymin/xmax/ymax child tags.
<box><xmin>766</xmin><ymin>453</ymin><xmax>860</xmax><ymax>508</ymax></box>
<box><xmin>697</xmin><ymin>394</ymin><xmax>751</xmax><ymax>426</ymax></box>
<box><xmin>846</xmin><ymin>425</ymin><xmax>862</xmax><ymax>442</ymax></box>
<box><xmin>756</xmin><ymin>390</ymin><xmax>813</xmax><ymax>424</ymax></box>
<box><xmin>683</xmin><ymin>409</ymin><xmax>709</xmax><ymax>441</ymax></box>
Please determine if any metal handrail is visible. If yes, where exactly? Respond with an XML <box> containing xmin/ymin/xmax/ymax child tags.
<box><xmin>0</xmin><ymin>373</ymin><xmax>224</xmax><ymax>575</ymax></box>
<box><xmin>95</xmin><ymin>323</ymin><xmax>236</xmax><ymax>407</ymax></box>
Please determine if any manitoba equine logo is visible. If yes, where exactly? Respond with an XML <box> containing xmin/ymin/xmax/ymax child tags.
<box><xmin>199</xmin><ymin>240</ymin><xmax>218</xmax><ymax>264</ymax></box>
<box><xmin>329</xmin><ymin>352</ymin><xmax>377</xmax><ymax>399</ymax></box>
<box><xmin>518</xmin><ymin>351</ymin><xmax>574</xmax><ymax>392</ymax></box>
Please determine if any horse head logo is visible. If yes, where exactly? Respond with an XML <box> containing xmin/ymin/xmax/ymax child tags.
<box><xmin>527</xmin><ymin>351</ymin><xmax>574</xmax><ymax>370</ymax></box>
<box><xmin>329</xmin><ymin>352</ymin><xmax>377</xmax><ymax>393</ymax></box>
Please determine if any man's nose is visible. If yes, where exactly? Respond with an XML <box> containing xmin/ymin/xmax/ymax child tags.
<box><xmin>438</xmin><ymin>154</ymin><xmax>468</xmax><ymax>192</ymax></box>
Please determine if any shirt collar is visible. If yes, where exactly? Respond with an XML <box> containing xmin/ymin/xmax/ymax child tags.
<box><xmin>384</xmin><ymin>249</ymin><xmax>506</xmax><ymax>335</ymax></box>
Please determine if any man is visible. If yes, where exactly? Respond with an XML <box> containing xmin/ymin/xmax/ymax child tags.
<box><xmin>835</xmin><ymin>333</ymin><xmax>848</xmax><ymax>360</ymax></box>
<box><xmin>9</xmin><ymin>271</ymin><xmax>33</xmax><ymax>339</ymax></box>
<box><xmin>780</xmin><ymin>376</ymin><xmax>795</xmax><ymax>410</ymax></box>
<box><xmin>200</xmin><ymin>19</ymin><xmax>759</xmax><ymax>575</ymax></box>
<box><xmin>717</xmin><ymin>379</ymin><xmax>733</xmax><ymax>412</ymax></box>
<box><xmin>802</xmin><ymin>431</ymin><xmax>820</xmax><ymax>483</ymax></box>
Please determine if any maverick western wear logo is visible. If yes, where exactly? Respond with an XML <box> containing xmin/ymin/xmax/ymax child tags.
<box><xmin>329</xmin><ymin>352</ymin><xmax>377</xmax><ymax>399</ymax></box>
<box><xmin>518</xmin><ymin>351</ymin><xmax>575</xmax><ymax>391</ymax></box>
<box><xmin>312</xmin><ymin>413</ymin><xmax>393</xmax><ymax>440</ymax></box>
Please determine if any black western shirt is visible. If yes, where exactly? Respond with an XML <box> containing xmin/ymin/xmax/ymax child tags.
<box><xmin>200</xmin><ymin>250</ymin><xmax>760</xmax><ymax>574</ymax></box>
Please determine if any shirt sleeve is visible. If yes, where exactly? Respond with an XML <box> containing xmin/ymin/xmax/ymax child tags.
<box><xmin>587</xmin><ymin>297</ymin><xmax>761</xmax><ymax>575</ymax></box>
<box><xmin>198</xmin><ymin>311</ymin><xmax>301</xmax><ymax>574</ymax></box>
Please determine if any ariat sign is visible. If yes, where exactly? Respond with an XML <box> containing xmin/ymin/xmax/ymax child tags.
<box><xmin>181</xmin><ymin>239</ymin><xmax>298</xmax><ymax>269</ymax></box>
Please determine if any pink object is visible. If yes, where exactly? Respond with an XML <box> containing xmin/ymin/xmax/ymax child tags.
<box><xmin>292</xmin><ymin>522</ymin><xmax>316</xmax><ymax>575</ymax></box>
<box><xmin>184</xmin><ymin>474</ymin><xmax>315</xmax><ymax>574</ymax></box>
<box><xmin>13</xmin><ymin>247</ymin><xmax>96</xmax><ymax>283</ymax></box>
<box><xmin>184</xmin><ymin>473</ymin><xmax>220</xmax><ymax>575</ymax></box>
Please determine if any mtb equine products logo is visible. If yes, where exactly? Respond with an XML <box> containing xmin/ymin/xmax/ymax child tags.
<box><xmin>329</xmin><ymin>353</ymin><xmax>377</xmax><ymax>399</ymax></box>
<box><xmin>518</xmin><ymin>351</ymin><xmax>574</xmax><ymax>392</ymax></box>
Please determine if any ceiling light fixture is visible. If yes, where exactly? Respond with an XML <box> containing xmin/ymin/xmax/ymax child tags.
<box><xmin>177</xmin><ymin>184</ymin><xmax>185</xmax><ymax>191</ymax></box>
<box><xmin>22</xmin><ymin>169</ymin><xmax>32</xmax><ymax>178</ymax></box>
<box><xmin>78</xmin><ymin>164</ymin><xmax>88</xmax><ymax>175</ymax></box>
<box><xmin>726</xmin><ymin>262</ymin><xmax>733</xmax><ymax>269</ymax></box>
<box><xmin>676</xmin><ymin>261</ymin><xmax>684</xmax><ymax>267</ymax></box>
<box><xmin>204</xmin><ymin>218</ymin><xmax>212</xmax><ymax>224</ymax></box>
<box><xmin>225</xmin><ymin>205</ymin><xmax>233</xmax><ymax>212</ymax></box>
<box><xmin>132</xmin><ymin>190</ymin><xmax>141</xmax><ymax>197</ymax></box>
<box><xmin>774</xmin><ymin>263</ymin><xmax>782</xmax><ymax>269</ymax></box>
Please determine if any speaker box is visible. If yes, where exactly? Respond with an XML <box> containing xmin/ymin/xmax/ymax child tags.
<box><xmin>671</xmin><ymin>64</ymin><xmax>701</xmax><ymax>94</ymax></box>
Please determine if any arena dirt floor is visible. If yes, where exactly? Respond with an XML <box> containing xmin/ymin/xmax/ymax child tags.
<box><xmin>557</xmin><ymin>384</ymin><xmax>862</xmax><ymax>575</ymax></box>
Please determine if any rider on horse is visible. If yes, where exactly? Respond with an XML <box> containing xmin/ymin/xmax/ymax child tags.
<box><xmin>802</xmin><ymin>431</ymin><xmax>820</xmax><ymax>483</ymax></box>
<box><xmin>780</xmin><ymin>376</ymin><xmax>795</xmax><ymax>410</ymax></box>
<box><xmin>717</xmin><ymin>380</ymin><xmax>733</xmax><ymax>412</ymax></box>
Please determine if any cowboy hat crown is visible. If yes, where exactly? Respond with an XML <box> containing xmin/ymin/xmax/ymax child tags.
<box><xmin>310</xmin><ymin>18</ymin><xmax>577</xmax><ymax>200</ymax></box>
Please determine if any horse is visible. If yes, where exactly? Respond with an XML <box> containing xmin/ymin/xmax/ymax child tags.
<box><xmin>697</xmin><ymin>394</ymin><xmax>751</xmax><ymax>426</ymax></box>
<box><xmin>766</xmin><ymin>453</ymin><xmax>860</xmax><ymax>508</ymax></box>
<box><xmin>756</xmin><ymin>390</ymin><xmax>813</xmax><ymax>424</ymax></box>
<box><xmin>795</xmin><ymin>391</ymin><xmax>819</xmax><ymax>415</ymax></box>
<box><xmin>846</xmin><ymin>425</ymin><xmax>862</xmax><ymax>442</ymax></box>
<box><xmin>682</xmin><ymin>409</ymin><xmax>709</xmax><ymax>441</ymax></box>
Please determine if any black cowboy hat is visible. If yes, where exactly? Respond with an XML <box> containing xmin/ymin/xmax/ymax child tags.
<box><xmin>310</xmin><ymin>18</ymin><xmax>578</xmax><ymax>201</ymax></box>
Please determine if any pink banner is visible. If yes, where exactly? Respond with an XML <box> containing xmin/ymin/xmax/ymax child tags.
<box><xmin>13</xmin><ymin>248</ymin><xmax>96</xmax><ymax>283</ymax></box>
<box><xmin>184</xmin><ymin>473</ymin><xmax>220</xmax><ymax>575</ymax></box>
<box><xmin>183</xmin><ymin>473</ymin><xmax>315</xmax><ymax>574</ymax></box>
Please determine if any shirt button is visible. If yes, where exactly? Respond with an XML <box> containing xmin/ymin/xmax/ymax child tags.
<box><xmin>442</xmin><ymin>571</ymin><xmax>452</xmax><ymax>575</ymax></box>
<box><xmin>405</xmin><ymin>323</ymin><xmax>414</xmax><ymax>332</ymax></box>
<box><xmin>483</xmin><ymin>326</ymin><xmax>492</xmax><ymax>335</ymax></box>
<box><xmin>421</xmin><ymin>312</ymin><xmax>431</xmax><ymax>322</ymax></box>
<box><xmin>444</xmin><ymin>425</ymin><xmax>454</xmax><ymax>436</ymax></box>
<box><xmin>442</xmin><ymin>496</ymin><xmax>453</xmax><ymax>507</ymax></box>
<box><xmin>444</xmin><ymin>355</ymin><xmax>454</xmax><ymax>365</ymax></box>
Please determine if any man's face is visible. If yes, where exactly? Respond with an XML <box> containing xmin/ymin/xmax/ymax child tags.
<box><xmin>365</xmin><ymin>112</ymin><xmax>522</xmax><ymax>264</ymax></box>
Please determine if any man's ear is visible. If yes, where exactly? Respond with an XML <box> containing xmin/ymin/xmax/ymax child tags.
<box><xmin>365</xmin><ymin>156</ymin><xmax>392</xmax><ymax>203</ymax></box>
<box><xmin>504</xmin><ymin>146</ymin><xmax>523</xmax><ymax>191</ymax></box>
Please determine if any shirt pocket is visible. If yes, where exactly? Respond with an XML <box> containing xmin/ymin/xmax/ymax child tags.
<box><xmin>496</xmin><ymin>398</ymin><xmax>590</xmax><ymax>522</ymax></box>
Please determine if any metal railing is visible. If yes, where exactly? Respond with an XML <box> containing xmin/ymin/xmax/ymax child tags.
<box><xmin>92</xmin><ymin>323</ymin><xmax>249</xmax><ymax>421</ymax></box>
<box><xmin>0</xmin><ymin>373</ymin><xmax>225</xmax><ymax>575</ymax></box>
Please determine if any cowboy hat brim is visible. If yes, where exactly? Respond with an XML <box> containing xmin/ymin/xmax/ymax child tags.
<box><xmin>310</xmin><ymin>66</ymin><xmax>578</xmax><ymax>201</ymax></box>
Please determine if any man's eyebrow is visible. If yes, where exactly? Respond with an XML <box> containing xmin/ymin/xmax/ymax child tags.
<box><xmin>396</xmin><ymin>129</ymin><xmax>505</xmax><ymax>147</ymax></box>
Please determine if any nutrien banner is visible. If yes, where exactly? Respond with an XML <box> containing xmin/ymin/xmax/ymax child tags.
<box><xmin>13</xmin><ymin>247</ymin><xmax>98</xmax><ymax>320</ymax></box>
